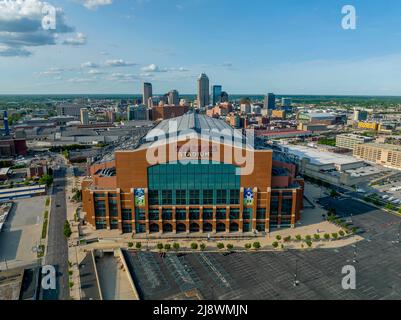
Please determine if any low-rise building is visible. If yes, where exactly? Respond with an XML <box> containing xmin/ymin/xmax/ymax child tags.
<box><xmin>358</xmin><ymin>121</ymin><xmax>379</xmax><ymax>131</ymax></box>
<box><xmin>354</xmin><ymin>143</ymin><xmax>401</xmax><ymax>170</ymax></box>
<box><xmin>280</xmin><ymin>144</ymin><xmax>386</xmax><ymax>186</ymax></box>
<box><xmin>336</xmin><ymin>134</ymin><xmax>374</xmax><ymax>151</ymax></box>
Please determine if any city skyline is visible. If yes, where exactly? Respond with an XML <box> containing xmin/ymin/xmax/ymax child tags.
<box><xmin>2</xmin><ymin>0</ymin><xmax>401</xmax><ymax>95</ymax></box>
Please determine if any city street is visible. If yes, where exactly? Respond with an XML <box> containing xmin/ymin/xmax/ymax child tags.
<box><xmin>42</xmin><ymin>166</ymin><xmax>69</xmax><ymax>300</ymax></box>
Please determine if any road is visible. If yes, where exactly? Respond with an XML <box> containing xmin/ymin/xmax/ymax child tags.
<box><xmin>42</xmin><ymin>166</ymin><xmax>69</xmax><ymax>300</ymax></box>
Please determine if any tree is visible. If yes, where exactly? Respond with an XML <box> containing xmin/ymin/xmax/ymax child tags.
<box><xmin>217</xmin><ymin>243</ymin><xmax>224</xmax><ymax>250</ymax></box>
<box><xmin>295</xmin><ymin>235</ymin><xmax>302</xmax><ymax>241</ymax></box>
<box><xmin>200</xmin><ymin>243</ymin><xmax>206</xmax><ymax>251</ymax></box>
<box><xmin>272</xmin><ymin>241</ymin><xmax>279</xmax><ymax>249</ymax></box>
<box><xmin>128</xmin><ymin>242</ymin><xmax>133</xmax><ymax>248</ymax></box>
<box><xmin>306</xmin><ymin>240</ymin><xmax>313</xmax><ymax>248</ymax></box>
<box><xmin>173</xmin><ymin>243</ymin><xmax>180</xmax><ymax>251</ymax></box>
<box><xmin>164</xmin><ymin>244</ymin><xmax>171</xmax><ymax>250</ymax></box>
<box><xmin>386</xmin><ymin>203</ymin><xmax>394</xmax><ymax>211</ymax></box>
<box><xmin>313</xmin><ymin>234</ymin><xmax>321</xmax><ymax>241</ymax></box>
<box><xmin>39</xmin><ymin>174</ymin><xmax>53</xmax><ymax>187</ymax></box>
<box><xmin>63</xmin><ymin>220</ymin><xmax>72</xmax><ymax>238</ymax></box>
<box><xmin>339</xmin><ymin>230</ymin><xmax>345</xmax><ymax>237</ymax></box>
<box><xmin>135</xmin><ymin>242</ymin><xmax>142</xmax><ymax>249</ymax></box>
<box><xmin>324</xmin><ymin>233</ymin><xmax>330</xmax><ymax>240</ymax></box>
<box><xmin>245</xmin><ymin>243</ymin><xmax>252</xmax><ymax>250</ymax></box>
<box><xmin>253</xmin><ymin>242</ymin><xmax>261</xmax><ymax>249</ymax></box>
<box><xmin>305</xmin><ymin>235</ymin><xmax>312</xmax><ymax>241</ymax></box>
<box><xmin>157</xmin><ymin>243</ymin><xmax>164</xmax><ymax>251</ymax></box>
<box><xmin>331</xmin><ymin>233</ymin><xmax>339</xmax><ymax>240</ymax></box>
<box><xmin>227</xmin><ymin>244</ymin><xmax>234</xmax><ymax>251</ymax></box>
<box><xmin>284</xmin><ymin>236</ymin><xmax>291</xmax><ymax>242</ymax></box>
<box><xmin>276</xmin><ymin>235</ymin><xmax>282</xmax><ymax>241</ymax></box>
<box><xmin>191</xmin><ymin>243</ymin><xmax>198</xmax><ymax>250</ymax></box>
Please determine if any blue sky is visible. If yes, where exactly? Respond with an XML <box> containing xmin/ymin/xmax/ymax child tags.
<box><xmin>1</xmin><ymin>0</ymin><xmax>401</xmax><ymax>95</ymax></box>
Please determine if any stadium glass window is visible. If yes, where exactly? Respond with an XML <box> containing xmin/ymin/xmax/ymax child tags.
<box><xmin>216</xmin><ymin>189</ymin><xmax>227</xmax><ymax>205</ymax></box>
<box><xmin>162</xmin><ymin>190</ymin><xmax>173</xmax><ymax>205</ymax></box>
<box><xmin>149</xmin><ymin>190</ymin><xmax>159</xmax><ymax>205</ymax></box>
<box><xmin>230</xmin><ymin>208</ymin><xmax>240</xmax><ymax>220</ymax></box>
<box><xmin>270</xmin><ymin>197</ymin><xmax>279</xmax><ymax>215</ymax></box>
<box><xmin>230</xmin><ymin>190</ymin><xmax>240</xmax><ymax>204</ymax></box>
<box><xmin>122</xmin><ymin>208</ymin><xmax>132</xmax><ymax>221</ymax></box>
<box><xmin>149</xmin><ymin>209</ymin><xmax>159</xmax><ymax>221</ymax></box>
<box><xmin>189</xmin><ymin>190</ymin><xmax>200</xmax><ymax>205</ymax></box>
<box><xmin>95</xmin><ymin>219</ymin><xmax>107</xmax><ymax>230</ymax></box>
<box><xmin>281</xmin><ymin>198</ymin><xmax>293</xmax><ymax>215</ymax></box>
<box><xmin>176</xmin><ymin>209</ymin><xmax>186</xmax><ymax>221</ymax></box>
<box><xmin>176</xmin><ymin>190</ymin><xmax>186</xmax><ymax>205</ymax></box>
<box><xmin>256</xmin><ymin>208</ymin><xmax>266</xmax><ymax>220</ymax></box>
<box><xmin>203</xmin><ymin>208</ymin><xmax>213</xmax><ymax>220</ymax></box>
<box><xmin>110</xmin><ymin>220</ymin><xmax>119</xmax><ymax>230</ymax></box>
<box><xmin>147</xmin><ymin>161</ymin><xmax>240</xmax><ymax>206</ymax></box>
<box><xmin>162</xmin><ymin>209</ymin><xmax>173</xmax><ymax>221</ymax></box>
<box><xmin>203</xmin><ymin>190</ymin><xmax>214</xmax><ymax>205</ymax></box>
<box><xmin>216</xmin><ymin>208</ymin><xmax>226</xmax><ymax>220</ymax></box>
<box><xmin>189</xmin><ymin>209</ymin><xmax>200</xmax><ymax>220</ymax></box>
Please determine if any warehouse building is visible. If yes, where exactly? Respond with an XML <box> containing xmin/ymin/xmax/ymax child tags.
<box><xmin>81</xmin><ymin>112</ymin><xmax>304</xmax><ymax>235</ymax></box>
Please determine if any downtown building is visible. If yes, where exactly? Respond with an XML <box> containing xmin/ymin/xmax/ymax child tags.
<box><xmin>81</xmin><ymin>112</ymin><xmax>304</xmax><ymax>235</ymax></box>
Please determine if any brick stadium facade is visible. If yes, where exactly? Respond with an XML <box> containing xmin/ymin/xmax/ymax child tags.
<box><xmin>82</xmin><ymin>112</ymin><xmax>303</xmax><ymax>236</ymax></box>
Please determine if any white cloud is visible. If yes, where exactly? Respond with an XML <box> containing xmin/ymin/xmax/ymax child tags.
<box><xmin>141</xmin><ymin>64</ymin><xmax>189</xmax><ymax>73</ymax></box>
<box><xmin>39</xmin><ymin>67</ymin><xmax>65</xmax><ymax>76</ymax></box>
<box><xmin>81</xmin><ymin>0</ymin><xmax>113</xmax><ymax>10</ymax></box>
<box><xmin>81</xmin><ymin>61</ymin><xmax>99</xmax><ymax>68</ymax></box>
<box><xmin>104</xmin><ymin>72</ymin><xmax>138</xmax><ymax>82</ymax></box>
<box><xmin>62</xmin><ymin>32</ymin><xmax>87</xmax><ymax>46</ymax></box>
<box><xmin>105</xmin><ymin>59</ymin><xmax>136</xmax><ymax>67</ymax></box>
<box><xmin>141</xmin><ymin>63</ymin><xmax>162</xmax><ymax>72</ymax></box>
<box><xmin>67</xmin><ymin>77</ymin><xmax>96</xmax><ymax>83</ymax></box>
<box><xmin>88</xmin><ymin>69</ymin><xmax>103</xmax><ymax>75</ymax></box>
<box><xmin>0</xmin><ymin>0</ymin><xmax>76</xmax><ymax>57</ymax></box>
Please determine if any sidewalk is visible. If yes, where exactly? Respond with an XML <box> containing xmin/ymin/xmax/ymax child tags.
<box><xmin>65</xmin><ymin>166</ymin><xmax>84</xmax><ymax>300</ymax></box>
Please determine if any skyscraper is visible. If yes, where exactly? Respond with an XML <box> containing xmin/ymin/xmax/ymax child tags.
<box><xmin>220</xmin><ymin>91</ymin><xmax>229</xmax><ymax>103</ymax></box>
<box><xmin>197</xmin><ymin>73</ymin><xmax>210</xmax><ymax>109</ymax></box>
<box><xmin>168</xmin><ymin>90</ymin><xmax>179</xmax><ymax>105</ymax></box>
<box><xmin>264</xmin><ymin>93</ymin><xmax>276</xmax><ymax>110</ymax></box>
<box><xmin>80</xmin><ymin>108</ymin><xmax>89</xmax><ymax>125</ymax></box>
<box><xmin>212</xmin><ymin>85</ymin><xmax>222</xmax><ymax>106</ymax></box>
<box><xmin>3</xmin><ymin>111</ymin><xmax>10</xmax><ymax>136</ymax></box>
<box><xmin>143</xmin><ymin>82</ymin><xmax>153</xmax><ymax>108</ymax></box>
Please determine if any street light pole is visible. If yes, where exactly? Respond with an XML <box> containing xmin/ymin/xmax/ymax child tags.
<box><xmin>352</xmin><ymin>244</ymin><xmax>357</xmax><ymax>263</ymax></box>
<box><xmin>293</xmin><ymin>259</ymin><xmax>299</xmax><ymax>287</ymax></box>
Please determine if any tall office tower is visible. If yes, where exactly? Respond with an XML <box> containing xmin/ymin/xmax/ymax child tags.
<box><xmin>106</xmin><ymin>110</ymin><xmax>116</xmax><ymax>123</ymax></box>
<box><xmin>80</xmin><ymin>108</ymin><xmax>89</xmax><ymax>125</ymax></box>
<box><xmin>282</xmin><ymin>98</ymin><xmax>292</xmax><ymax>108</ymax></box>
<box><xmin>212</xmin><ymin>85</ymin><xmax>222</xmax><ymax>106</ymax></box>
<box><xmin>3</xmin><ymin>111</ymin><xmax>10</xmax><ymax>136</ymax></box>
<box><xmin>143</xmin><ymin>82</ymin><xmax>153</xmax><ymax>108</ymax></box>
<box><xmin>353</xmin><ymin>108</ymin><xmax>368</xmax><ymax>121</ymax></box>
<box><xmin>263</xmin><ymin>93</ymin><xmax>276</xmax><ymax>110</ymax></box>
<box><xmin>168</xmin><ymin>90</ymin><xmax>179</xmax><ymax>105</ymax></box>
<box><xmin>197</xmin><ymin>73</ymin><xmax>210</xmax><ymax>109</ymax></box>
<box><xmin>220</xmin><ymin>91</ymin><xmax>229</xmax><ymax>103</ymax></box>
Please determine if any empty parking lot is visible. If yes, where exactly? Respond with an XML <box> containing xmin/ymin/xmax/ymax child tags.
<box><xmin>0</xmin><ymin>196</ymin><xmax>46</xmax><ymax>270</ymax></box>
<box><xmin>124</xmin><ymin>197</ymin><xmax>401</xmax><ymax>300</ymax></box>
